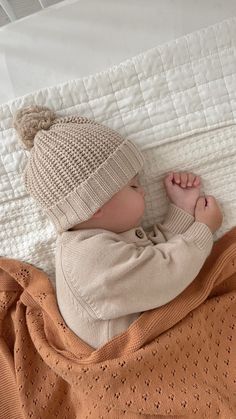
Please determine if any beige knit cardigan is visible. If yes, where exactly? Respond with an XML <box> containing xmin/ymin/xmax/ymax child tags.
<box><xmin>0</xmin><ymin>227</ymin><xmax>236</xmax><ymax>418</ymax></box>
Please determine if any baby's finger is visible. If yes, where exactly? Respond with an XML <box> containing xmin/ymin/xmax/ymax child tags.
<box><xmin>164</xmin><ymin>172</ymin><xmax>174</xmax><ymax>187</ymax></box>
<box><xmin>173</xmin><ymin>172</ymin><xmax>181</xmax><ymax>184</ymax></box>
<box><xmin>168</xmin><ymin>171</ymin><xmax>174</xmax><ymax>180</ymax></box>
<box><xmin>180</xmin><ymin>172</ymin><xmax>188</xmax><ymax>188</ymax></box>
<box><xmin>187</xmin><ymin>172</ymin><xmax>195</xmax><ymax>187</ymax></box>
<box><xmin>164</xmin><ymin>172</ymin><xmax>174</xmax><ymax>182</ymax></box>
<box><xmin>193</xmin><ymin>175</ymin><xmax>201</xmax><ymax>186</ymax></box>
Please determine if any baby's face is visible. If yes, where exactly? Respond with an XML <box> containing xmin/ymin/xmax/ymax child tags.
<box><xmin>100</xmin><ymin>174</ymin><xmax>146</xmax><ymax>233</ymax></box>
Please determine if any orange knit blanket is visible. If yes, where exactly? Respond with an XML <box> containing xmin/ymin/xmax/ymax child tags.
<box><xmin>0</xmin><ymin>228</ymin><xmax>236</xmax><ymax>419</ymax></box>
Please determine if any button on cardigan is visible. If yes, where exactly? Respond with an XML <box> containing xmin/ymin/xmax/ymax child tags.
<box><xmin>55</xmin><ymin>204</ymin><xmax>213</xmax><ymax>349</ymax></box>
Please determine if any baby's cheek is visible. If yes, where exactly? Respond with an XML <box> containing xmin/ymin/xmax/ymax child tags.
<box><xmin>138</xmin><ymin>196</ymin><xmax>145</xmax><ymax>213</ymax></box>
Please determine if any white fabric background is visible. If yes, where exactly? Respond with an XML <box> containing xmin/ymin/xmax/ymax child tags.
<box><xmin>1</xmin><ymin>17</ymin><xmax>236</xmax><ymax>286</ymax></box>
<box><xmin>1</xmin><ymin>0</ymin><xmax>236</xmax><ymax>104</ymax></box>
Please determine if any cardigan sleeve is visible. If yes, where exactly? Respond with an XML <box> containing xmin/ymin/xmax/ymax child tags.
<box><xmin>62</xmin><ymin>220</ymin><xmax>213</xmax><ymax>321</ymax></box>
<box><xmin>146</xmin><ymin>204</ymin><xmax>195</xmax><ymax>244</ymax></box>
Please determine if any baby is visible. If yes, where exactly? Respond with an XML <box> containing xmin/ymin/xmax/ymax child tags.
<box><xmin>13</xmin><ymin>105</ymin><xmax>223</xmax><ymax>350</ymax></box>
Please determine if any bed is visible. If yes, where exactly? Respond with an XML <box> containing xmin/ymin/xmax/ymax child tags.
<box><xmin>1</xmin><ymin>11</ymin><xmax>236</xmax><ymax>286</ymax></box>
<box><xmin>1</xmin><ymin>0</ymin><xmax>236</xmax><ymax>104</ymax></box>
<box><xmin>1</xmin><ymin>0</ymin><xmax>236</xmax><ymax>277</ymax></box>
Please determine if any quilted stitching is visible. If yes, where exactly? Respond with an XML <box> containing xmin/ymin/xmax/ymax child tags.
<box><xmin>0</xmin><ymin>17</ymin><xmax>236</xmax><ymax>285</ymax></box>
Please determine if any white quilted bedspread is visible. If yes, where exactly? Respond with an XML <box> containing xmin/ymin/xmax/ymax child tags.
<box><xmin>1</xmin><ymin>17</ymin><xmax>236</xmax><ymax>286</ymax></box>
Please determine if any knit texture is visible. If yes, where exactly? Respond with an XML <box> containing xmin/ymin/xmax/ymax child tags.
<box><xmin>0</xmin><ymin>227</ymin><xmax>236</xmax><ymax>418</ymax></box>
<box><xmin>56</xmin><ymin>204</ymin><xmax>213</xmax><ymax>349</ymax></box>
<box><xmin>12</xmin><ymin>106</ymin><xmax>144</xmax><ymax>233</ymax></box>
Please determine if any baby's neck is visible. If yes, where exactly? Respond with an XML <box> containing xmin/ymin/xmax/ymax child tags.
<box><xmin>69</xmin><ymin>218</ymin><xmax>100</xmax><ymax>231</ymax></box>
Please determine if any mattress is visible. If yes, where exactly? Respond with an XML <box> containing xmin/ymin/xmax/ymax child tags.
<box><xmin>1</xmin><ymin>17</ymin><xmax>236</xmax><ymax>287</ymax></box>
<box><xmin>1</xmin><ymin>0</ymin><xmax>236</xmax><ymax>104</ymax></box>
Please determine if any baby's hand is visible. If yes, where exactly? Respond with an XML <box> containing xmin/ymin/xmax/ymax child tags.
<box><xmin>163</xmin><ymin>171</ymin><xmax>201</xmax><ymax>216</ymax></box>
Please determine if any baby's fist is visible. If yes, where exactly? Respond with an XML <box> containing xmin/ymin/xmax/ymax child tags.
<box><xmin>164</xmin><ymin>171</ymin><xmax>201</xmax><ymax>216</ymax></box>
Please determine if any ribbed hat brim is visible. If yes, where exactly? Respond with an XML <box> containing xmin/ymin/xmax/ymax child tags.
<box><xmin>46</xmin><ymin>139</ymin><xmax>145</xmax><ymax>233</ymax></box>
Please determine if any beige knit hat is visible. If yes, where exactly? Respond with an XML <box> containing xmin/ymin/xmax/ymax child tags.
<box><xmin>13</xmin><ymin>105</ymin><xmax>145</xmax><ymax>233</ymax></box>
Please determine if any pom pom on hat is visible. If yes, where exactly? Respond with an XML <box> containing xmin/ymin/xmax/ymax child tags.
<box><xmin>13</xmin><ymin>105</ymin><xmax>57</xmax><ymax>150</ymax></box>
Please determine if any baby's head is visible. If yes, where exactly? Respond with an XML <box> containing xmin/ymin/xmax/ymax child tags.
<box><xmin>13</xmin><ymin>105</ymin><xmax>145</xmax><ymax>234</ymax></box>
<box><xmin>70</xmin><ymin>173</ymin><xmax>146</xmax><ymax>233</ymax></box>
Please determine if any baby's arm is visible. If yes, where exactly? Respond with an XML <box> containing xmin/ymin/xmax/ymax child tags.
<box><xmin>63</xmin><ymin>220</ymin><xmax>213</xmax><ymax>320</ymax></box>
<box><xmin>147</xmin><ymin>203</ymin><xmax>195</xmax><ymax>244</ymax></box>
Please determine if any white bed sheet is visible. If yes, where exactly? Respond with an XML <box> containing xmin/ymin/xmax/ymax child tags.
<box><xmin>1</xmin><ymin>16</ymin><xmax>236</xmax><ymax>284</ymax></box>
<box><xmin>1</xmin><ymin>0</ymin><xmax>236</xmax><ymax>105</ymax></box>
